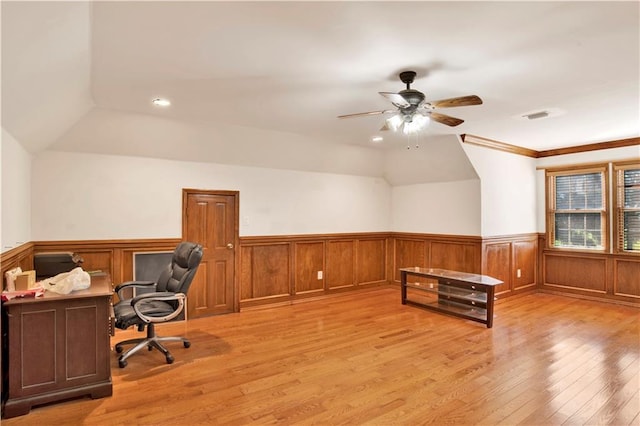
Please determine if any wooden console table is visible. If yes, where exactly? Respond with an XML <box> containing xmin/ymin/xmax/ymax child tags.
<box><xmin>1</xmin><ymin>274</ymin><xmax>113</xmax><ymax>418</ymax></box>
<box><xmin>400</xmin><ymin>267</ymin><xmax>502</xmax><ymax>328</ymax></box>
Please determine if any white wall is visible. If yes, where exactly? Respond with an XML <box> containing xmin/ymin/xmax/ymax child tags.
<box><xmin>31</xmin><ymin>151</ymin><xmax>391</xmax><ymax>240</ymax></box>
<box><xmin>391</xmin><ymin>179</ymin><xmax>481</xmax><ymax>235</ymax></box>
<box><xmin>382</xmin><ymin>135</ymin><xmax>478</xmax><ymax>186</ymax></box>
<box><xmin>461</xmin><ymin>142</ymin><xmax>538</xmax><ymax>237</ymax></box>
<box><xmin>534</xmin><ymin>145</ymin><xmax>640</xmax><ymax>233</ymax></box>
<box><xmin>1</xmin><ymin>128</ymin><xmax>32</xmax><ymax>252</ymax></box>
<box><xmin>50</xmin><ymin>108</ymin><xmax>386</xmax><ymax>180</ymax></box>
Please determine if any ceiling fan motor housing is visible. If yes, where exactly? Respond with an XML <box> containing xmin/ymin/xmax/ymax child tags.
<box><xmin>398</xmin><ymin>70</ymin><xmax>425</xmax><ymax>112</ymax></box>
<box><xmin>398</xmin><ymin>89</ymin><xmax>425</xmax><ymax>106</ymax></box>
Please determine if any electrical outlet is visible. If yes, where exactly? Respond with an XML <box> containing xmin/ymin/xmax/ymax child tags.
<box><xmin>317</xmin><ymin>271</ymin><xmax>323</xmax><ymax>280</ymax></box>
<box><xmin>517</xmin><ymin>269</ymin><xmax>522</xmax><ymax>278</ymax></box>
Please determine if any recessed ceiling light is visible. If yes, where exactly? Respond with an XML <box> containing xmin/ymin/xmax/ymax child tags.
<box><xmin>152</xmin><ymin>98</ymin><xmax>171</xmax><ymax>107</ymax></box>
<box><xmin>371</xmin><ymin>136</ymin><xmax>383</xmax><ymax>143</ymax></box>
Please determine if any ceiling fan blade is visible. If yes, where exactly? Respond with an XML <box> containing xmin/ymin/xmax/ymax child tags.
<box><xmin>337</xmin><ymin>110</ymin><xmax>389</xmax><ymax>119</ymax></box>
<box><xmin>430</xmin><ymin>112</ymin><xmax>465</xmax><ymax>127</ymax></box>
<box><xmin>379</xmin><ymin>92</ymin><xmax>411</xmax><ymax>108</ymax></box>
<box><xmin>430</xmin><ymin>95</ymin><xmax>483</xmax><ymax>108</ymax></box>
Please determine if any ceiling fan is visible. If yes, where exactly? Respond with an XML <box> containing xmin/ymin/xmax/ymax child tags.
<box><xmin>338</xmin><ymin>71</ymin><xmax>482</xmax><ymax>133</ymax></box>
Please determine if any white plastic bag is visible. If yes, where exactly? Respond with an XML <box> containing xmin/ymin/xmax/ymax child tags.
<box><xmin>40</xmin><ymin>267</ymin><xmax>91</xmax><ymax>295</ymax></box>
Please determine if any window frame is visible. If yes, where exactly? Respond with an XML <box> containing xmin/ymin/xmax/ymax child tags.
<box><xmin>545</xmin><ymin>163</ymin><xmax>609</xmax><ymax>252</ymax></box>
<box><xmin>613</xmin><ymin>160</ymin><xmax>640</xmax><ymax>255</ymax></box>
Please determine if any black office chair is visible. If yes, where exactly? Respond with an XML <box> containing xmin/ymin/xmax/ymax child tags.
<box><xmin>113</xmin><ymin>241</ymin><xmax>203</xmax><ymax>368</ymax></box>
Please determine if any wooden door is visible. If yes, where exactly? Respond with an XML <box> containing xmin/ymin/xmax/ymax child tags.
<box><xmin>183</xmin><ymin>189</ymin><xmax>239</xmax><ymax>318</ymax></box>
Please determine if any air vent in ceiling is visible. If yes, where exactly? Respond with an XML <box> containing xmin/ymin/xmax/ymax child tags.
<box><xmin>523</xmin><ymin>111</ymin><xmax>549</xmax><ymax>120</ymax></box>
<box><xmin>515</xmin><ymin>107</ymin><xmax>565</xmax><ymax>121</ymax></box>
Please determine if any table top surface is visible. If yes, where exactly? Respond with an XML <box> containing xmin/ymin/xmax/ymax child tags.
<box><xmin>400</xmin><ymin>267</ymin><xmax>503</xmax><ymax>286</ymax></box>
<box><xmin>3</xmin><ymin>273</ymin><xmax>113</xmax><ymax>306</ymax></box>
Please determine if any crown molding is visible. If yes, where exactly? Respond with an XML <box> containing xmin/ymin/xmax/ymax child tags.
<box><xmin>536</xmin><ymin>137</ymin><xmax>640</xmax><ymax>158</ymax></box>
<box><xmin>460</xmin><ymin>134</ymin><xmax>538</xmax><ymax>157</ymax></box>
<box><xmin>461</xmin><ymin>134</ymin><xmax>640</xmax><ymax>159</ymax></box>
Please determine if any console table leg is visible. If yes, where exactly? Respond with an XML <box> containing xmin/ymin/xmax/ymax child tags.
<box><xmin>486</xmin><ymin>287</ymin><xmax>496</xmax><ymax>328</ymax></box>
<box><xmin>400</xmin><ymin>271</ymin><xmax>407</xmax><ymax>305</ymax></box>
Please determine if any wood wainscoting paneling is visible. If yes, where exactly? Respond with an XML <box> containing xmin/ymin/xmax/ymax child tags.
<box><xmin>239</xmin><ymin>233</ymin><xmax>390</xmax><ymax>308</ymax></box>
<box><xmin>613</xmin><ymin>257</ymin><xmax>640</xmax><ymax>299</ymax></box>
<box><xmin>539</xmin><ymin>232</ymin><xmax>639</xmax><ymax>305</ymax></box>
<box><xmin>481</xmin><ymin>234</ymin><xmax>538</xmax><ymax>297</ymax></box>
<box><xmin>543</xmin><ymin>252</ymin><xmax>607</xmax><ymax>294</ymax></box>
<box><xmin>542</xmin><ymin>250</ymin><xmax>640</xmax><ymax>305</ymax></box>
<box><xmin>294</xmin><ymin>242</ymin><xmax>324</xmax><ymax>294</ymax></box>
<box><xmin>31</xmin><ymin>239</ymin><xmax>181</xmax><ymax>287</ymax></box>
<box><xmin>430</xmin><ymin>240</ymin><xmax>481</xmax><ymax>273</ymax></box>
<box><xmin>513</xmin><ymin>240</ymin><xmax>537</xmax><ymax>291</ymax></box>
<box><xmin>70</xmin><ymin>250</ymin><xmax>114</xmax><ymax>276</ymax></box>
<box><xmin>240</xmin><ymin>243</ymin><xmax>291</xmax><ymax>302</ymax></box>
<box><xmin>391</xmin><ymin>234</ymin><xmax>482</xmax><ymax>285</ymax></box>
<box><xmin>1</xmin><ymin>243</ymin><xmax>35</xmax><ymax>289</ymax></box>
<box><xmin>356</xmin><ymin>238</ymin><xmax>387</xmax><ymax>285</ymax></box>
<box><xmin>6</xmin><ymin>232</ymin><xmax>636</xmax><ymax>312</ymax></box>
<box><xmin>483</xmin><ymin>242</ymin><xmax>512</xmax><ymax>295</ymax></box>
<box><xmin>325</xmin><ymin>240</ymin><xmax>355</xmax><ymax>290</ymax></box>
<box><xmin>392</xmin><ymin>238</ymin><xmax>428</xmax><ymax>283</ymax></box>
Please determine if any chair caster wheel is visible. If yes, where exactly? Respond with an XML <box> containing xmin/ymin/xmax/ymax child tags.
<box><xmin>119</xmin><ymin>359</ymin><xmax>127</xmax><ymax>368</ymax></box>
<box><xmin>115</xmin><ymin>345</ymin><xmax>123</xmax><ymax>354</ymax></box>
<box><xmin>166</xmin><ymin>355</ymin><xmax>174</xmax><ymax>364</ymax></box>
<box><xmin>184</xmin><ymin>341</ymin><xmax>191</xmax><ymax>348</ymax></box>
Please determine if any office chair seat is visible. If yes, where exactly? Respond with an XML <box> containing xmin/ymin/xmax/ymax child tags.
<box><xmin>112</xmin><ymin>242</ymin><xmax>203</xmax><ymax>368</ymax></box>
<box><xmin>114</xmin><ymin>299</ymin><xmax>176</xmax><ymax>329</ymax></box>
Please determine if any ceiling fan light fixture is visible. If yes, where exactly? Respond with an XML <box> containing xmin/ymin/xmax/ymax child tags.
<box><xmin>386</xmin><ymin>114</ymin><xmax>403</xmax><ymax>131</ymax></box>
<box><xmin>402</xmin><ymin>113</ymin><xmax>430</xmax><ymax>134</ymax></box>
<box><xmin>338</xmin><ymin>71</ymin><xmax>481</xmax><ymax>134</ymax></box>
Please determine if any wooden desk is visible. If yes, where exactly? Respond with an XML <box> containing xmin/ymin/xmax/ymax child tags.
<box><xmin>1</xmin><ymin>274</ymin><xmax>113</xmax><ymax>418</ymax></box>
<box><xmin>400</xmin><ymin>267</ymin><xmax>502</xmax><ymax>328</ymax></box>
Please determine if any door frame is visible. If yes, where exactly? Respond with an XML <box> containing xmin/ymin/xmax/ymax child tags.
<box><xmin>182</xmin><ymin>188</ymin><xmax>240</xmax><ymax>313</ymax></box>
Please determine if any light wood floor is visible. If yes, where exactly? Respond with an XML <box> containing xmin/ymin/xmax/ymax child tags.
<box><xmin>3</xmin><ymin>287</ymin><xmax>639</xmax><ymax>425</ymax></box>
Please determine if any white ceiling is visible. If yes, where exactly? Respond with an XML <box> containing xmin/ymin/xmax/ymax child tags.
<box><xmin>2</xmin><ymin>1</ymin><xmax>639</xmax><ymax>161</ymax></box>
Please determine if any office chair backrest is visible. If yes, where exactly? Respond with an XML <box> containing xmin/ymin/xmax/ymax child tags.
<box><xmin>156</xmin><ymin>242</ymin><xmax>203</xmax><ymax>296</ymax></box>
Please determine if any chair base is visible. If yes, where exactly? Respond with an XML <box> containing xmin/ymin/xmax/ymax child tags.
<box><xmin>114</xmin><ymin>323</ymin><xmax>190</xmax><ymax>368</ymax></box>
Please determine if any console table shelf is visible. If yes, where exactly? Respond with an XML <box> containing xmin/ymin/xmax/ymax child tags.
<box><xmin>400</xmin><ymin>267</ymin><xmax>502</xmax><ymax>328</ymax></box>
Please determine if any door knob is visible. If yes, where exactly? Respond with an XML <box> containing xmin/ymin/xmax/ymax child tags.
<box><xmin>226</xmin><ymin>243</ymin><xmax>234</xmax><ymax>249</ymax></box>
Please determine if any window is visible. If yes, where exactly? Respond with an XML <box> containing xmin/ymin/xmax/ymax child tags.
<box><xmin>546</xmin><ymin>165</ymin><xmax>608</xmax><ymax>250</ymax></box>
<box><xmin>614</xmin><ymin>162</ymin><xmax>640</xmax><ymax>253</ymax></box>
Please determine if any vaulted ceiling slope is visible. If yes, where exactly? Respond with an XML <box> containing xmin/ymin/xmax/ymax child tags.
<box><xmin>2</xmin><ymin>1</ymin><xmax>93</xmax><ymax>153</ymax></box>
<box><xmin>2</xmin><ymin>1</ymin><xmax>639</xmax><ymax>175</ymax></box>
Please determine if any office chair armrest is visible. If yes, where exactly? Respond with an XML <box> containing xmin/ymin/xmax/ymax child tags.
<box><xmin>131</xmin><ymin>292</ymin><xmax>186</xmax><ymax>324</ymax></box>
<box><xmin>114</xmin><ymin>280</ymin><xmax>156</xmax><ymax>299</ymax></box>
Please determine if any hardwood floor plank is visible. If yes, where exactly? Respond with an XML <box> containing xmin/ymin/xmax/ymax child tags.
<box><xmin>560</xmin><ymin>353</ymin><xmax>639</xmax><ymax>424</ymax></box>
<box><xmin>1</xmin><ymin>288</ymin><xmax>638</xmax><ymax>425</ymax></box>
<box><xmin>584</xmin><ymin>358</ymin><xmax>640</xmax><ymax>425</ymax></box>
<box><xmin>611</xmin><ymin>388</ymin><xmax>640</xmax><ymax>425</ymax></box>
